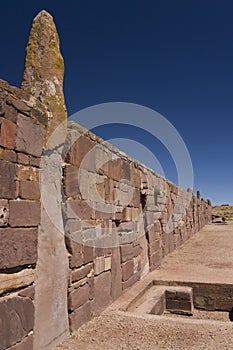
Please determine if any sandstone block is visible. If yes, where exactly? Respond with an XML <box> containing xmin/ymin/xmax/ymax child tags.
<box><xmin>0</xmin><ymin>296</ymin><xmax>34</xmax><ymax>349</ymax></box>
<box><xmin>0</xmin><ymin>117</ymin><xmax>16</xmax><ymax>149</ymax></box>
<box><xmin>122</xmin><ymin>259</ymin><xmax>134</xmax><ymax>281</ymax></box>
<box><xmin>71</xmin><ymin>263</ymin><xmax>93</xmax><ymax>283</ymax></box>
<box><xmin>16</xmin><ymin>114</ymin><xmax>45</xmax><ymax>157</ymax></box>
<box><xmin>63</xmin><ymin>164</ymin><xmax>80</xmax><ymax>198</ymax></box>
<box><xmin>69</xmin><ymin>301</ymin><xmax>92</xmax><ymax>332</ymax></box>
<box><xmin>0</xmin><ymin>228</ymin><xmax>37</xmax><ymax>269</ymax></box>
<box><xmin>19</xmin><ymin>180</ymin><xmax>40</xmax><ymax>200</ymax></box>
<box><xmin>94</xmin><ymin>256</ymin><xmax>105</xmax><ymax>275</ymax></box>
<box><xmin>0</xmin><ymin>160</ymin><xmax>17</xmax><ymax>199</ymax></box>
<box><xmin>7</xmin><ymin>334</ymin><xmax>33</xmax><ymax>350</ymax></box>
<box><xmin>9</xmin><ymin>200</ymin><xmax>40</xmax><ymax>227</ymax></box>
<box><xmin>93</xmin><ymin>271</ymin><xmax>111</xmax><ymax>315</ymax></box>
<box><xmin>68</xmin><ymin>283</ymin><xmax>90</xmax><ymax>311</ymax></box>
<box><xmin>0</xmin><ymin>199</ymin><xmax>9</xmax><ymax>226</ymax></box>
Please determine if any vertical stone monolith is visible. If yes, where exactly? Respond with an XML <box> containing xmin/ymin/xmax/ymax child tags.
<box><xmin>21</xmin><ymin>10</ymin><xmax>69</xmax><ymax>350</ymax></box>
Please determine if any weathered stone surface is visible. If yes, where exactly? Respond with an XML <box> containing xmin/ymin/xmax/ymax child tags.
<box><xmin>21</xmin><ymin>10</ymin><xmax>67</xmax><ymax>139</ymax></box>
<box><xmin>0</xmin><ymin>199</ymin><xmax>9</xmax><ymax>226</ymax></box>
<box><xmin>8</xmin><ymin>334</ymin><xmax>33</xmax><ymax>350</ymax></box>
<box><xmin>94</xmin><ymin>256</ymin><xmax>105</xmax><ymax>275</ymax></box>
<box><xmin>19</xmin><ymin>180</ymin><xmax>40</xmax><ymax>200</ymax></box>
<box><xmin>0</xmin><ymin>269</ymin><xmax>35</xmax><ymax>296</ymax></box>
<box><xmin>71</xmin><ymin>263</ymin><xmax>93</xmax><ymax>283</ymax></box>
<box><xmin>93</xmin><ymin>271</ymin><xmax>112</xmax><ymax>315</ymax></box>
<box><xmin>18</xmin><ymin>285</ymin><xmax>35</xmax><ymax>300</ymax></box>
<box><xmin>9</xmin><ymin>200</ymin><xmax>40</xmax><ymax>227</ymax></box>
<box><xmin>63</xmin><ymin>164</ymin><xmax>80</xmax><ymax>198</ymax></box>
<box><xmin>121</xmin><ymin>243</ymin><xmax>141</xmax><ymax>263</ymax></box>
<box><xmin>111</xmin><ymin>247</ymin><xmax>122</xmax><ymax>300</ymax></box>
<box><xmin>0</xmin><ymin>228</ymin><xmax>37</xmax><ymax>269</ymax></box>
<box><xmin>69</xmin><ymin>301</ymin><xmax>92</xmax><ymax>332</ymax></box>
<box><xmin>17</xmin><ymin>153</ymin><xmax>30</xmax><ymax>165</ymax></box>
<box><xmin>0</xmin><ymin>296</ymin><xmax>34</xmax><ymax>350</ymax></box>
<box><xmin>68</xmin><ymin>284</ymin><xmax>90</xmax><ymax>311</ymax></box>
<box><xmin>122</xmin><ymin>260</ymin><xmax>134</xmax><ymax>282</ymax></box>
<box><xmin>0</xmin><ymin>117</ymin><xmax>16</xmax><ymax>149</ymax></box>
<box><xmin>0</xmin><ymin>160</ymin><xmax>17</xmax><ymax>199</ymax></box>
<box><xmin>16</xmin><ymin>114</ymin><xmax>46</xmax><ymax>157</ymax></box>
<box><xmin>0</xmin><ymin>147</ymin><xmax>17</xmax><ymax>162</ymax></box>
<box><xmin>16</xmin><ymin>165</ymin><xmax>39</xmax><ymax>182</ymax></box>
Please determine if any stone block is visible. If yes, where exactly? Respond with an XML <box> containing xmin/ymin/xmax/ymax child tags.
<box><xmin>71</xmin><ymin>263</ymin><xmax>93</xmax><ymax>283</ymax></box>
<box><xmin>16</xmin><ymin>114</ymin><xmax>45</xmax><ymax>157</ymax></box>
<box><xmin>121</xmin><ymin>243</ymin><xmax>141</xmax><ymax>263</ymax></box>
<box><xmin>69</xmin><ymin>301</ymin><xmax>92</xmax><ymax>332</ymax></box>
<box><xmin>122</xmin><ymin>271</ymin><xmax>140</xmax><ymax>290</ymax></box>
<box><xmin>0</xmin><ymin>269</ymin><xmax>35</xmax><ymax>296</ymax></box>
<box><xmin>18</xmin><ymin>285</ymin><xmax>35</xmax><ymax>300</ymax></box>
<box><xmin>122</xmin><ymin>259</ymin><xmax>134</xmax><ymax>281</ymax></box>
<box><xmin>19</xmin><ymin>180</ymin><xmax>40</xmax><ymax>200</ymax></box>
<box><xmin>150</xmin><ymin>250</ymin><xmax>162</xmax><ymax>269</ymax></box>
<box><xmin>17</xmin><ymin>153</ymin><xmax>30</xmax><ymax>165</ymax></box>
<box><xmin>93</xmin><ymin>271</ymin><xmax>111</xmax><ymax>315</ymax></box>
<box><xmin>7</xmin><ymin>334</ymin><xmax>33</xmax><ymax>350</ymax></box>
<box><xmin>9</xmin><ymin>200</ymin><xmax>40</xmax><ymax>227</ymax></box>
<box><xmin>104</xmin><ymin>256</ymin><xmax>112</xmax><ymax>271</ymax></box>
<box><xmin>0</xmin><ymin>147</ymin><xmax>17</xmax><ymax>162</ymax></box>
<box><xmin>63</xmin><ymin>164</ymin><xmax>80</xmax><ymax>198</ymax></box>
<box><xmin>0</xmin><ymin>228</ymin><xmax>37</xmax><ymax>269</ymax></box>
<box><xmin>68</xmin><ymin>199</ymin><xmax>94</xmax><ymax>221</ymax></box>
<box><xmin>0</xmin><ymin>160</ymin><xmax>17</xmax><ymax>199</ymax></box>
<box><xmin>111</xmin><ymin>247</ymin><xmax>122</xmax><ymax>300</ymax></box>
<box><xmin>0</xmin><ymin>296</ymin><xmax>34</xmax><ymax>349</ymax></box>
<box><xmin>0</xmin><ymin>199</ymin><xmax>9</xmax><ymax>226</ymax></box>
<box><xmin>68</xmin><ymin>283</ymin><xmax>90</xmax><ymax>311</ymax></box>
<box><xmin>0</xmin><ymin>117</ymin><xmax>16</xmax><ymax>149</ymax></box>
<box><xmin>66</xmin><ymin>135</ymin><xmax>95</xmax><ymax>168</ymax></box>
<box><xmin>94</xmin><ymin>256</ymin><xmax>105</xmax><ymax>275</ymax></box>
<box><xmin>16</xmin><ymin>165</ymin><xmax>39</xmax><ymax>182</ymax></box>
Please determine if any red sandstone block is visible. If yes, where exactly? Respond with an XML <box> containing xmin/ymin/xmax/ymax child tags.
<box><xmin>16</xmin><ymin>114</ymin><xmax>45</xmax><ymax>157</ymax></box>
<box><xmin>0</xmin><ymin>147</ymin><xmax>17</xmax><ymax>162</ymax></box>
<box><xmin>0</xmin><ymin>296</ymin><xmax>34</xmax><ymax>349</ymax></box>
<box><xmin>18</xmin><ymin>286</ymin><xmax>35</xmax><ymax>300</ymax></box>
<box><xmin>66</xmin><ymin>135</ymin><xmax>95</xmax><ymax>169</ymax></box>
<box><xmin>122</xmin><ymin>271</ymin><xmax>140</xmax><ymax>290</ymax></box>
<box><xmin>130</xmin><ymin>188</ymin><xmax>141</xmax><ymax>207</ymax></box>
<box><xmin>150</xmin><ymin>250</ymin><xmax>162</xmax><ymax>270</ymax></box>
<box><xmin>8</xmin><ymin>334</ymin><xmax>33</xmax><ymax>350</ymax></box>
<box><xmin>0</xmin><ymin>117</ymin><xmax>16</xmax><ymax>149</ymax></box>
<box><xmin>19</xmin><ymin>180</ymin><xmax>40</xmax><ymax>200</ymax></box>
<box><xmin>17</xmin><ymin>153</ymin><xmax>30</xmax><ymax>165</ymax></box>
<box><xmin>121</xmin><ymin>243</ymin><xmax>141</xmax><ymax>263</ymax></box>
<box><xmin>68</xmin><ymin>199</ymin><xmax>94</xmax><ymax>221</ymax></box>
<box><xmin>63</xmin><ymin>164</ymin><xmax>80</xmax><ymax>198</ymax></box>
<box><xmin>0</xmin><ymin>227</ymin><xmax>37</xmax><ymax>269</ymax></box>
<box><xmin>122</xmin><ymin>259</ymin><xmax>134</xmax><ymax>282</ymax></box>
<box><xmin>0</xmin><ymin>160</ymin><xmax>17</xmax><ymax>199</ymax></box>
<box><xmin>68</xmin><ymin>283</ymin><xmax>90</xmax><ymax>311</ymax></box>
<box><xmin>69</xmin><ymin>301</ymin><xmax>92</xmax><ymax>332</ymax></box>
<box><xmin>9</xmin><ymin>200</ymin><xmax>40</xmax><ymax>227</ymax></box>
<box><xmin>0</xmin><ymin>199</ymin><xmax>9</xmax><ymax>226</ymax></box>
<box><xmin>71</xmin><ymin>263</ymin><xmax>93</xmax><ymax>283</ymax></box>
<box><xmin>92</xmin><ymin>271</ymin><xmax>112</xmax><ymax>316</ymax></box>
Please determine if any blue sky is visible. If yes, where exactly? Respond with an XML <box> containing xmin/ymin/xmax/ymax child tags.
<box><xmin>1</xmin><ymin>1</ymin><xmax>233</xmax><ymax>205</ymax></box>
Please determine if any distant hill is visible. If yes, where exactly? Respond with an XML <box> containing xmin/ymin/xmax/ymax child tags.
<box><xmin>212</xmin><ymin>205</ymin><xmax>233</xmax><ymax>221</ymax></box>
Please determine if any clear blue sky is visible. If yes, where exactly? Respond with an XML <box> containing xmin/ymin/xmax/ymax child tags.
<box><xmin>1</xmin><ymin>1</ymin><xmax>233</xmax><ymax>205</ymax></box>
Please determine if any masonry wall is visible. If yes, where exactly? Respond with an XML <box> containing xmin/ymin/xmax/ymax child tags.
<box><xmin>0</xmin><ymin>80</ymin><xmax>47</xmax><ymax>350</ymax></box>
<box><xmin>63</xmin><ymin>122</ymin><xmax>212</xmax><ymax>331</ymax></box>
<box><xmin>0</xmin><ymin>78</ymin><xmax>211</xmax><ymax>349</ymax></box>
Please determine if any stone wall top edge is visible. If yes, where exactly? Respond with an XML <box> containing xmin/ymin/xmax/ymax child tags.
<box><xmin>67</xmin><ymin>120</ymin><xmax>204</xmax><ymax>199</ymax></box>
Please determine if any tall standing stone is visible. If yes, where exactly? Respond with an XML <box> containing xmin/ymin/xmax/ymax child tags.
<box><xmin>21</xmin><ymin>10</ymin><xmax>69</xmax><ymax>350</ymax></box>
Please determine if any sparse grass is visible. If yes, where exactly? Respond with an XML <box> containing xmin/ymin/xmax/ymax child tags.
<box><xmin>212</xmin><ymin>205</ymin><xmax>233</xmax><ymax>220</ymax></box>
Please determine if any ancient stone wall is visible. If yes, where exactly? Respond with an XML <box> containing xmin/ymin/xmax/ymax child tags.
<box><xmin>0</xmin><ymin>10</ymin><xmax>211</xmax><ymax>350</ymax></box>
<box><xmin>0</xmin><ymin>79</ymin><xmax>47</xmax><ymax>350</ymax></box>
<box><xmin>63</xmin><ymin>122</ymin><xmax>211</xmax><ymax>332</ymax></box>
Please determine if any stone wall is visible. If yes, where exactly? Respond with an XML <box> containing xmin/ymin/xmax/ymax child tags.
<box><xmin>63</xmin><ymin>122</ymin><xmax>211</xmax><ymax>332</ymax></box>
<box><xmin>0</xmin><ymin>10</ymin><xmax>211</xmax><ymax>350</ymax></box>
<box><xmin>0</xmin><ymin>79</ymin><xmax>47</xmax><ymax>350</ymax></box>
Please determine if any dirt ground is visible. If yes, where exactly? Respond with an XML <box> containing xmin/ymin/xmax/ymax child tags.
<box><xmin>55</xmin><ymin>223</ymin><xmax>233</xmax><ymax>350</ymax></box>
